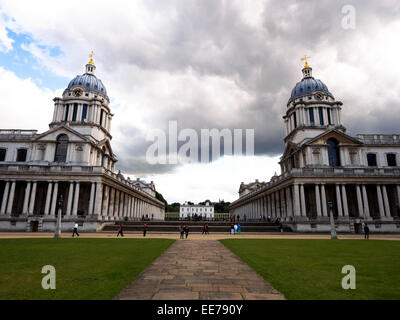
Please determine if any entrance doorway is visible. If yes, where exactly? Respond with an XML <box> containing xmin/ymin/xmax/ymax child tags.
<box><xmin>31</xmin><ymin>221</ymin><xmax>39</xmax><ymax>232</ymax></box>
<box><xmin>354</xmin><ymin>223</ymin><xmax>362</xmax><ymax>234</ymax></box>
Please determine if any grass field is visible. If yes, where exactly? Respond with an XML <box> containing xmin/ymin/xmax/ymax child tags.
<box><xmin>0</xmin><ymin>238</ymin><xmax>174</xmax><ymax>300</ymax></box>
<box><xmin>221</xmin><ymin>239</ymin><xmax>400</xmax><ymax>300</ymax></box>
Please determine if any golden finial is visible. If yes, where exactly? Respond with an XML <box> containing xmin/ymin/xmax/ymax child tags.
<box><xmin>301</xmin><ymin>55</ymin><xmax>311</xmax><ymax>68</ymax></box>
<box><xmin>88</xmin><ymin>51</ymin><xmax>94</xmax><ymax>65</ymax></box>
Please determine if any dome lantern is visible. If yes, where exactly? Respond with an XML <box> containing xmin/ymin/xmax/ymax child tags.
<box><xmin>301</xmin><ymin>56</ymin><xmax>312</xmax><ymax>78</ymax></box>
<box><xmin>85</xmin><ymin>51</ymin><xmax>96</xmax><ymax>75</ymax></box>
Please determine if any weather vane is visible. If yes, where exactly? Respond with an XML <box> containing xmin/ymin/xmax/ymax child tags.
<box><xmin>301</xmin><ymin>55</ymin><xmax>311</xmax><ymax>68</ymax></box>
<box><xmin>88</xmin><ymin>51</ymin><xmax>94</xmax><ymax>65</ymax></box>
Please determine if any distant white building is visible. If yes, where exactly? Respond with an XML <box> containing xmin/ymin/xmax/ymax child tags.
<box><xmin>180</xmin><ymin>201</ymin><xmax>214</xmax><ymax>219</ymax></box>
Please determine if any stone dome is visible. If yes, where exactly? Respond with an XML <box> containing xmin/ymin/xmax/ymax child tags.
<box><xmin>67</xmin><ymin>73</ymin><xmax>108</xmax><ymax>100</ymax></box>
<box><xmin>289</xmin><ymin>77</ymin><xmax>332</xmax><ymax>103</ymax></box>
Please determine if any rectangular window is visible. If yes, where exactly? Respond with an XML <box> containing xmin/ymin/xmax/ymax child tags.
<box><xmin>72</xmin><ymin>103</ymin><xmax>78</xmax><ymax>122</ymax></box>
<box><xmin>293</xmin><ymin>112</ymin><xmax>297</xmax><ymax>128</ymax></box>
<box><xmin>387</xmin><ymin>153</ymin><xmax>397</xmax><ymax>167</ymax></box>
<box><xmin>16</xmin><ymin>149</ymin><xmax>27</xmax><ymax>162</ymax></box>
<box><xmin>82</xmin><ymin>104</ymin><xmax>88</xmax><ymax>122</ymax></box>
<box><xmin>309</xmin><ymin>108</ymin><xmax>315</xmax><ymax>125</ymax></box>
<box><xmin>367</xmin><ymin>153</ymin><xmax>377</xmax><ymax>167</ymax></box>
<box><xmin>100</xmin><ymin>109</ymin><xmax>104</xmax><ymax>126</ymax></box>
<box><xmin>327</xmin><ymin>109</ymin><xmax>332</xmax><ymax>125</ymax></box>
<box><xmin>0</xmin><ymin>148</ymin><xmax>6</xmax><ymax>161</ymax></box>
<box><xmin>64</xmin><ymin>104</ymin><xmax>69</xmax><ymax>121</ymax></box>
<box><xmin>318</xmin><ymin>107</ymin><xmax>324</xmax><ymax>125</ymax></box>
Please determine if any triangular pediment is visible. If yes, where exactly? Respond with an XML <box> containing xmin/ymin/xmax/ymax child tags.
<box><xmin>306</xmin><ymin>129</ymin><xmax>362</xmax><ymax>146</ymax></box>
<box><xmin>96</xmin><ymin>138</ymin><xmax>116</xmax><ymax>159</ymax></box>
<box><xmin>34</xmin><ymin>125</ymin><xmax>89</xmax><ymax>143</ymax></box>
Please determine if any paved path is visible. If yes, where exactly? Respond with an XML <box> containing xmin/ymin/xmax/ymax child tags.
<box><xmin>115</xmin><ymin>240</ymin><xmax>285</xmax><ymax>300</ymax></box>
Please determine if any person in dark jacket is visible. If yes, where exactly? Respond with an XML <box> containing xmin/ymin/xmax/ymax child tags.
<box><xmin>364</xmin><ymin>223</ymin><xmax>370</xmax><ymax>240</ymax></box>
<box><xmin>117</xmin><ymin>224</ymin><xmax>124</xmax><ymax>237</ymax></box>
<box><xmin>143</xmin><ymin>224</ymin><xmax>147</xmax><ymax>237</ymax></box>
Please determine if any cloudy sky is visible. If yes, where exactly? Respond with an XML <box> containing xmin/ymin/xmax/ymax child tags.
<box><xmin>0</xmin><ymin>0</ymin><xmax>399</xmax><ymax>204</ymax></box>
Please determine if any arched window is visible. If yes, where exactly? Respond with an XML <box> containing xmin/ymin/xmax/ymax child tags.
<box><xmin>327</xmin><ymin>138</ymin><xmax>341</xmax><ymax>167</ymax></box>
<box><xmin>54</xmin><ymin>134</ymin><xmax>69</xmax><ymax>163</ymax></box>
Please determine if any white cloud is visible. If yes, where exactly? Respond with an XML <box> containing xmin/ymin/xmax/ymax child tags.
<box><xmin>0</xmin><ymin>67</ymin><xmax>60</xmax><ymax>131</ymax></box>
<box><xmin>141</xmin><ymin>155</ymin><xmax>281</xmax><ymax>203</ymax></box>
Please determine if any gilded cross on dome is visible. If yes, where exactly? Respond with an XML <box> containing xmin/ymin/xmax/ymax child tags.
<box><xmin>301</xmin><ymin>55</ymin><xmax>311</xmax><ymax>68</ymax></box>
<box><xmin>88</xmin><ymin>51</ymin><xmax>95</xmax><ymax>65</ymax></box>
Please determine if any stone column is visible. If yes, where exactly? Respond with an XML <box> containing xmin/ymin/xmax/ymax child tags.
<box><xmin>66</xmin><ymin>182</ymin><xmax>74</xmax><ymax>215</ymax></box>
<box><xmin>321</xmin><ymin>184</ymin><xmax>328</xmax><ymax>217</ymax></box>
<box><xmin>315</xmin><ymin>184</ymin><xmax>322</xmax><ymax>217</ymax></box>
<box><xmin>93</xmin><ymin>182</ymin><xmax>103</xmax><ymax>216</ymax></box>
<box><xmin>300</xmin><ymin>184</ymin><xmax>306</xmax><ymax>217</ymax></box>
<box><xmin>44</xmin><ymin>182</ymin><xmax>53</xmax><ymax>215</ymax></box>
<box><xmin>376</xmin><ymin>185</ymin><xmax>385</xmax><ymax>218</ymax></box>
<box><xmin>22</xmin><ymin>182</ymin><xmax>31</xmax><ymax>215</ymax></box>
<box><xmin>362</xmin><ymin>185</ymin><xmax>370</xmax><ymax>217</ymax></box>
<box><xmin>335</xmin><ymin>184</ymin><xmax>343</xmax><ymax>217</ymax></box>
<box><xmin>341</xmin><ymin>184</ymin><xmax>349</xmax><ymax>217</ymax></box>
<box><xmin>28</xmin><ymin>182</ymin><xmax>37</xmax><ymax>215</ymax></box>
<box><xmin>108</xmin><ymin>188</ymin><xmax>115</xmax><ymax>217</ymax></box>
<box><xmin>88</xmin><ymin>182</ymin><xmax>95</xmax><ymax>215</ymax></box>
<box><xmin>72</xmin><ymin>182</ymin><xmax>80</xmax><ymax>216</ymax></box>
<box><xmin>271</xmin><ymin>193</ymin><xmax>276</xmax><ymax>217</ymax></box>
<box><xmin>50</xmin><ymin>182</ymin><xmax>58</xmax><ymax>216</ymax></box>
<box><xmin>280</xmin><ymin>189</ymin><xmax>286</xmax><ymax>217</ymax></box>
<box><xmin>101</xmin><ymin>185</ymin><xmax>109</xmax><ymax>217</ymax></box>
<box><xmin>293</xmin><ymin>184</ymin><xmax>301</xmax><ymax>217</ymax></box>
<box><xmin>0</xmin><ymin>181</ymin><xmax>10</xmax><ymax>214</ymax></box>
<box><xmin>286</xmin><ymin>187</ymin><xmax>293</xmax><ymax>216</ymax></box>
<box><xmin>382</xmin><ymin>185</ymin><xmax>391</xmax><ymax>218</ymax></box>
<box><xmin>115</xmin><ymin>190</ymin><xmax>120</xmax><ymax>218</ymax></box>
<box><xmin>6</xmin><ymin>181</ymin><xmax>16</xmax><ymax>215</ymax></box>
<box><xmin>356</xmin><ymin>185</ymin><xmax>364</xmax><ymax>218</ymax></box>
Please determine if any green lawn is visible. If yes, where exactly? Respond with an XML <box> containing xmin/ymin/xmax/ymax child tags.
<box><xmin>0</xmin><ymin>238</ymin><xmax>174</xmax><ymax>300</ymax></box>
<box><xmin>220</xmin><ymin>239</ymin><xmax>400</xmax><ymax>300</ymax></box>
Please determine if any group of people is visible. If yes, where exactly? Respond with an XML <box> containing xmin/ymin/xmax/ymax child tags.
<box><xmin>230</xmin><ymin>223</ymin><xmax>241</xmax><ymax>235</ymax></box>
<box><xmin>230</xmin><ymin>214</ymin><xmax>245</xmax><ymax>223</ymax></box>
<box><xmin>180</xmin><ymin>225</ymin><xmax>190</xmax><ymax>239</ymax></box>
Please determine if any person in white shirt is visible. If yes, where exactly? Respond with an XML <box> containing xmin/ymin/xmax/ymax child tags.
<box><xmin>234</xmin><ymin>224</ymin><xmax>238</xmax><ymax>234</ymax></box>
<box><xmin>72</xmin><ymin>223</ymin><xmax>79</xmax><ymax>237</ymax></box>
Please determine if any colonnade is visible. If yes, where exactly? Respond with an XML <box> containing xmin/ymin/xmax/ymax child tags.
<box><xmin>230</xmin><ymin>182</ymin><xmax>400</xmax><ymax>221</ymax></box>
<box><xmin>0</xmin><ymin>179</ymin><xmax>163</xmax><ymax>220</ymax></box>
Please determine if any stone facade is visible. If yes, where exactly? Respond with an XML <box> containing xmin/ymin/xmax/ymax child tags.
<box><xmin>180</xmin><ymin>202</ymin><xmax>214</xmax><ymax>219</ymax></box>
<box><xmin>230</xmin><ymin>62</ymin><xmax>400</xmax><ymax>233</ymax></box>
<box><xmin>0</xmin><ymin>58</ymin><xmax>165</xmax><ymax>232</ymax></box>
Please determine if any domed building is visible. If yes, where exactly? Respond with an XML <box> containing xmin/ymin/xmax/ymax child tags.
<box><xmin>0</xmin><ymin>55</ymin><xmax>165</xmax><ymax>232</ymax></box>
<box><xmin>230</xmin><ymin>58</ymin><xmax>400</xmax><ymax>233</ymax></box>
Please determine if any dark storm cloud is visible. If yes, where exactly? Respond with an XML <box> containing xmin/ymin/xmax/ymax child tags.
<box><xmin>109</xmin><ymin>0</ymin><xmax>400</xmax><ymax>175</ymax></box>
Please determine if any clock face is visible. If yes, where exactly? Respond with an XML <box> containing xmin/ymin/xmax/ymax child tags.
<box><xmin>315</xmin><ymin>92</ymin><xmax>323</xmax><ymax>100</ymax></box>
<box><xmin>73</xmin><ymin>88</ymin><xmax>83</xmax><ymax>97</ymax></box>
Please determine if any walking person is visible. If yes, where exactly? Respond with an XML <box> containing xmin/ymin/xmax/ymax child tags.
<box><xmin>238</xmin><ymin>224</ymin><xmax>241</xmax><ymax>235</ymax></box>
<box><xmin>364</xmin><ymin>223</ymin><xmax>370</xmax><ymax>240</ymax></box>
<box><xmin>234</xmin><ymin>223</ymin><xmax>238</xmax><ymax>234</ymax></box>
<box><xmin>180</xmin><ymin>224</ymin><xmax>184</xmax><ymax>239</ymax></box>
<box><xmin>143</xmin><ymin>223</ymin><xmax>147</xmax><ymax>237</ymax></box>
<box><xmin>72</xmin><ymin>222</ymin><xmax>79</xmax><ymax>237</ymax></box>
<box><xmin>230</xmin><ymin>223</ymin><xmax>234</xmax><ymax>235</ymax></box>
<box><xmin>184</xmin><ymin>225</ymin><xmax>189</xmax><ymax>239</ymax></box>
<box><xmin>202</xmin><ymin>224</ymin><xmax>207</xmax><ymax>235</ymax></box>
<box><xmin>117</xmin><ymin>224</ymin><xmax>124</xmax><ymax>237</ymax></box>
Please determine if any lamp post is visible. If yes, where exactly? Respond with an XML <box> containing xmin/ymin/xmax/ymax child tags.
<box><xmin>54</xmin><ymin>194</ymin><xmax>63</xmax><ymax>238</ymax></box>
<box><xmin>328</xmin><ymin>200</ymin><xmax>338</xmax><ymax>240</ymax></box>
